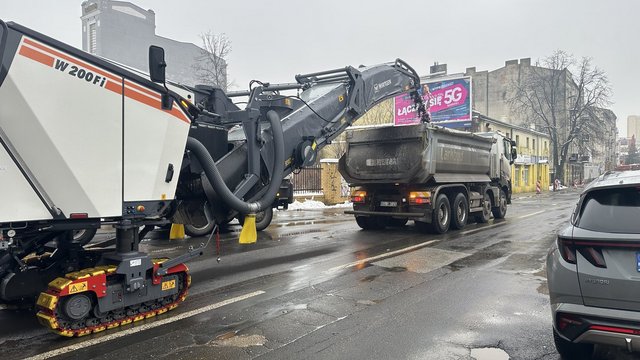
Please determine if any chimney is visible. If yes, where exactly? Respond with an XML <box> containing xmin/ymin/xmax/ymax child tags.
<box><xmin>465</xmin><ymin>67</ymin><xmax>476</xmax><ymax>75</ymax></box>
<box><xmin>430</xmin><ymin>63</ymin><xmax>447</xmax><ymax>75</ymax></box>
<box><xmin>520</xmin><ymin>58</ymin><xmax>531</xmax><ymax>66</ymax></box>
<box><xmin>505</xmin><ymin>59</ymin><xmax>518</xmax><ymax>66</ymax></box>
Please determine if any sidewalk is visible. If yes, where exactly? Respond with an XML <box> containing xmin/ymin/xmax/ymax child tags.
<box><xmin>512</xmin><ymin>187</ymin><xmax>580</xmax><ymax>201</ymax></box>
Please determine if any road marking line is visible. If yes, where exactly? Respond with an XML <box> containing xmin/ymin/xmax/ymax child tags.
<box><xmin>459</xmin><ymin>222</ymin><xmax>506</xmax><ymax>235</ymax></box>
<box><xmin>327</xmin><ymin>240</ymin><xmax>439</xmax><ymax>272</ymax></box>
<box><xmin>24</xmin><ymin>290</ymin><xmax>266</xmax><ymax>360</ymax></box>
<box><xmin>518</xmin><ymin>210</ymin><xmax>546</xmax><ymax>219</ymax></box>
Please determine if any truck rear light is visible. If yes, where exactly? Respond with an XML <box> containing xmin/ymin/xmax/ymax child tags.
<box><xmin>409</xmin><ymin>191</ymin><xmax>430</xmax><ymax>205</ymax></box>
<box><xmin>70</xmin><ymin>213</ymin><xmax>88</xmax><ymax>219</ymax></box>
<box><xmin>352</xmin><ymin>190</ymin><xmax>367</xmax><ymax>204</ymax></box>
<box><xmin>558</xmin><ymin>238</ymin><xmax>577</xmax><ymax>264</ymax></box>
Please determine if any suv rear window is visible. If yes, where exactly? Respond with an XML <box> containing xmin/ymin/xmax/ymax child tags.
<box><xmin>577</xmin><ymin>186</ymin><xmax>640</xmax><ymax>234</ymax></box>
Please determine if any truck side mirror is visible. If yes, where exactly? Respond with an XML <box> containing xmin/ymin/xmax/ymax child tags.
<box><xmin>149</xmin><ymin>45</ymin><xmax>166</xmax><ymax>84</ymax></box>
<box><xmin>510</xmin><ymin>148</ymin><xmax>517</xmax><ymax>164</ymax></box>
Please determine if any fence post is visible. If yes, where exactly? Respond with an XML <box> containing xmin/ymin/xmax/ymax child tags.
<box><xmin>320</xmin><ymin>159</ymin><xmax>345</xmax><ymax>205</ymax></box>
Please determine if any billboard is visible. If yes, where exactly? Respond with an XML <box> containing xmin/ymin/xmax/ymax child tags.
<box><xmin>394</xmin><ymin>76</ymin><xmax>472</xmax><ymax>128</ymax></box>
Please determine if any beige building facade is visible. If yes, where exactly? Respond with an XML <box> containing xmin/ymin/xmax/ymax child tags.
<box><xmin>628</xmin><ymin>115</ymin><xmax>640</xmax><ymax>140</ymax></box>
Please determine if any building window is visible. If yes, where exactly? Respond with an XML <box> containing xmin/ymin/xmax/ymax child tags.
<box><xmin>516</xmin><ymin>135</ymin><xmax>520</xmax><ymax>147</ymax></box>
<box><xmin>523</xmin><ymin>166</ymin><xmax>530</xmax><ymax>186</ymax></box>
<box><xmin>88</xmin><ymin>22</ymin><xmax>97</xmax><ymax>54</ymax></box>
<box><xmin>514</xmin><ymin>165</ymin><xmax>521</xmax><ymax>187</ymax></box>
<box><xmin>532</xmin><ymin>139</ymin><xmax>536</xmax><ymax>151</ymax></box>
<box><xmin>526</xmin><ymin>137</ymin><xmax>530</xmax><ymax>150</ymax></box>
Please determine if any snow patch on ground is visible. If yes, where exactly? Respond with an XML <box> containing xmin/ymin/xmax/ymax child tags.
<box><xmin>548</xmin><ymin>185</ymin><xmax>568</xmax><ymax>191</ymax></box>
<box><xmin>282</xmin><ymin>199</ymin><xmax>353</xmax><ymax>211</ymax></box>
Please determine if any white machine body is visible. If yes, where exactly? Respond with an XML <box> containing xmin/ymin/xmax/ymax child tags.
<box><xmin>0</xmin><ymin>36</ymin><xmax>191</xmax><ymax>222</ymax></box>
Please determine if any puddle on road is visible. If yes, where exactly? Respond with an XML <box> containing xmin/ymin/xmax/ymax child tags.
<box><xmin>275</xmin><ymin>229</ymin><xmax>323</xmax><ymax>238</ymax></box>
<box><xmin>209</xmin><ymin>333</ymin><xmax>267</xmax><ymax>348</ymax></box>
<box><xmin>275</xmin><ymin>219</ymin><xmax>344</xmax><ymax>228</ymax></box>
<box><xmin>470</xmin><ymin>347</ymin><xmax>509</xmax><ymax>360</ymax></box>
<box><xmin>382</xmin><ymin>266</ymin><xmax>407</xmax><ymax>273</ymax></box>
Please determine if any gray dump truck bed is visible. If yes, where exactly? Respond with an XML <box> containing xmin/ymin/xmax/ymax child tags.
<box><xmin>338</xmin><ymin>123</ymin><xmax>494</xmax><ymax>185</ymax></box>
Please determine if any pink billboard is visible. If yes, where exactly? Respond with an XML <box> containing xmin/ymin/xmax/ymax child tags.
<box><xmin>394</xmin><ymin>77</ymin><xmax>472</xmax><ymax>127</ymax></box>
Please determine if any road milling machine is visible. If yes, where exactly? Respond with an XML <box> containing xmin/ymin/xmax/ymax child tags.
<box><xmin>0</xmin><ymin>20</ymin><xmax>429</xmax><ymax>336</ymax></box>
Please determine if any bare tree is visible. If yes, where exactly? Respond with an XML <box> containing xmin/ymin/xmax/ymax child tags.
<box><xmin>193</xmin><ymin>31</ymin><xmax>232</xmax><ymax>90</ymax></box>
<box><xmin>509</xmin><ymin>50</ymin><xmax>612</xmax><ymax>182</ymax></box>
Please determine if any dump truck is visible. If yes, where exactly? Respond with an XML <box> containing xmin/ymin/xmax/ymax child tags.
<box><xmin>339</xmin><ymin>123</ymin><xmax>517</xmax><ymax>233</ymax></box>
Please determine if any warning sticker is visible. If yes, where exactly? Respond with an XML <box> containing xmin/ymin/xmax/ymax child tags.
<box><xmin>68</xmin><ymin>281</ymin><xmax>88</xmax><ymax>294</ymax></box>
<box><xmin>161</xmin><ymin>280</ymin><xmax>176</xmax><ymax>291</ymax></box>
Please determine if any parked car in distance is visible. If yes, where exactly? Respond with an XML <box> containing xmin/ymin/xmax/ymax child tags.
<box><xmin>547</xmin><ymin>170</ymin><xmax>640</xmax><ymax>359</ymax></box>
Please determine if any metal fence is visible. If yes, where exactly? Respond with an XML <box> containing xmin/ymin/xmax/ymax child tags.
<box><xmin>291</xmin><ymin>163</ymin><xmax>322</xmax><ymax>194</ymax></box>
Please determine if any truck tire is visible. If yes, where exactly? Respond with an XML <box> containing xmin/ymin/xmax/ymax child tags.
<box><xmin>185</xmin><ymin>201</ymin><xmax>217</xmax><ymax>237</ymax></box>
<box><xmin>474</xmin><ymin>191</ymin><xmax>492</xmax><ymax>224</ymax></box>
<box><xmin>491</xmin><ymin>188</ymin><xmax>508</xmax><ymax>219</ymax></box>
<box><xmin>450</xmin><ymin>193</ymin><xmax>468</xmax><ymax>230</ymax></box>
<box><xmin>431</xmin><ymin>194</ymin><xmax>451</xmax><ymax>234</ymax></box>
<box><xmin>184</xmin><ymin>221</ymin><xmax>215</xmax><ymax>237</ymax></box>
<box><xmin>72</xmin><ymin>228</ymin><xmax>97</xmax><ymax>246</ymax></box>
<box><xmin>387</xmin><ymin>218</ymin><xmax>408</xmax><ymax>227</ymax></box>
<box><xmin>355</xmin><ymin>216</ymin><xmax>386</xmax><ymax>230</ymax></box>
<box><xmin>237</xmin><ymin>207</ymin><xmax>274</xmax><ymax>231</ymax></box>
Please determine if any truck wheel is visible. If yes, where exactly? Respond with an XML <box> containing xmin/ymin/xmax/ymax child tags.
<box><xmin>450</xmin><ymin>193</ymin><xmax>468</xmax><ymax>230</ymax></box>
<box><xmin>237</xmin><ymin>207</ymin><xmax>274</xmax><ymax>231</ymax></box>
<box><xmin>184</xmin><ymin>221</ymin><xmax>215</xmax><ymax>237</ymax></box>
<box><xmin>185</xmin><ymin>201</ymin><xmax>216</xmax><ymax>237</ymax></box>
<box><xmin>387</xmin><ymin>218</ymin><xmax>408</xmax><ymax>227</ymax></box>
<box><xmin>491</xmin><ymin>188</ymin><xmax>508</xmax><ymax>219</ymax></box>
<box><xmin>431</xmin><ymin>194</ymin><xmax>451</xmax><ymax>234</ymax></box>
<box><xmin>72</xmin><ymin>228</ymin><xmax>97</xmax><ymax>246</ymax></box>
<box><xmin>474</xmin><ymin>191</ymin><xmax>492</xmax><ymax>224</ymax></box>
<box><xmin>355</xmin><ymin>216</ymin><xmax>385</xmax><ymax>230</ymax></box>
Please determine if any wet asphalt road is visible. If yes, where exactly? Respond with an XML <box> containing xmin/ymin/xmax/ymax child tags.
<box><xmin>1</xmin><ymin>190</ymin><xmax>638</xmax><ymax>360</ymax></box>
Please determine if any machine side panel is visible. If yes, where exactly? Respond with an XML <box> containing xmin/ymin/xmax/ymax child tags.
<box><xmin>0</xmin><ymin>145</ymin><xmax>51</xmax><ymax>222</ymax></box>
<box><xmin>123</xmin><ymin>79</ymin><xmax>190</xmax><ymax>202</ymax></box>
<box><xmin>0</xmin><ymin>37</ymin><xmax>124</xmax><ymax>219</ymax></box>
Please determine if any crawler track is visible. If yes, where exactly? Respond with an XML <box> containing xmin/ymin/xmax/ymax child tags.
<box><xmin>35</xmin><ymin>261</ymin><xmax>190</xmax><ymax>337</ymax></box>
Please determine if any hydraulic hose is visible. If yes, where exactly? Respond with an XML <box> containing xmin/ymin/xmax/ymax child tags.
<box><xmin>186</xmin><ymin>110</ymin><xmax>285</xmax><ymax>214</ymax></box>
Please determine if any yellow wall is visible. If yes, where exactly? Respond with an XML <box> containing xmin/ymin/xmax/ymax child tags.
<box><xmin>479</xmin><ymin>119</ymin><xmax>551</xmax><ymax>194</ymax></box>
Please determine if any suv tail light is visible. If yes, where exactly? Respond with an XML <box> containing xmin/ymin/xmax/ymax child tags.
<box><xmin>578</xmin><ymin>247</ymin><xmax>607</xmax><ymax>268</ymax></box>
<box><xmin>557</xmin><ymin>313</ymin><xmax>583</xmax><ymax>331</ymax></box>
<box><xmin>558</xmin><ymin>237</ymin><xmax>577</xmax><ymax>264</ymax></box>
<box><xmin>558</xmin><ymin>238</ymin><xmax>607</xmax><ymax>268</ymax></box>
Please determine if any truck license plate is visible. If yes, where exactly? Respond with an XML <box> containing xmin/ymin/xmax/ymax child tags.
<box><xmin>636</xmin><ymin>252</ymin><xmax>640</xmax><ymax>272</ymax></box>
<box><xmin>380</xmin><ymin>201</ymin><xmax>397</xmax><ymax>207</ymax></box>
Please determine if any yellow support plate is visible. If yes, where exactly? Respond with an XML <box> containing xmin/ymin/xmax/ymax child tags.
<box><xmin>48</xmin><ymin>277</ymin><xmax>72</xmax><ymax>291</ymax></box>
<box><xmin>36</xmin><ymin>293</ymin><xmax>58</xmax><ymax>311</ymax></box>
<box><xmin>36</xmin><ymin>312</ymin><xmax>58</xmax><ymax>330</ymax></box>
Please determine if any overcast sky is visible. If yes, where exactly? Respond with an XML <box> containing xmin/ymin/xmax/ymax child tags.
<box><xmin>2</xmin><ymin>0</ymin><xmax>637</xmax><ymax>136</ymax></box>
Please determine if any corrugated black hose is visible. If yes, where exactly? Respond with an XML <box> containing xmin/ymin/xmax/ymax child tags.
<box><xmin>185</xmin><ymin>110</ymin><xmax>285</xmax><ymax>214</ymax></box>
